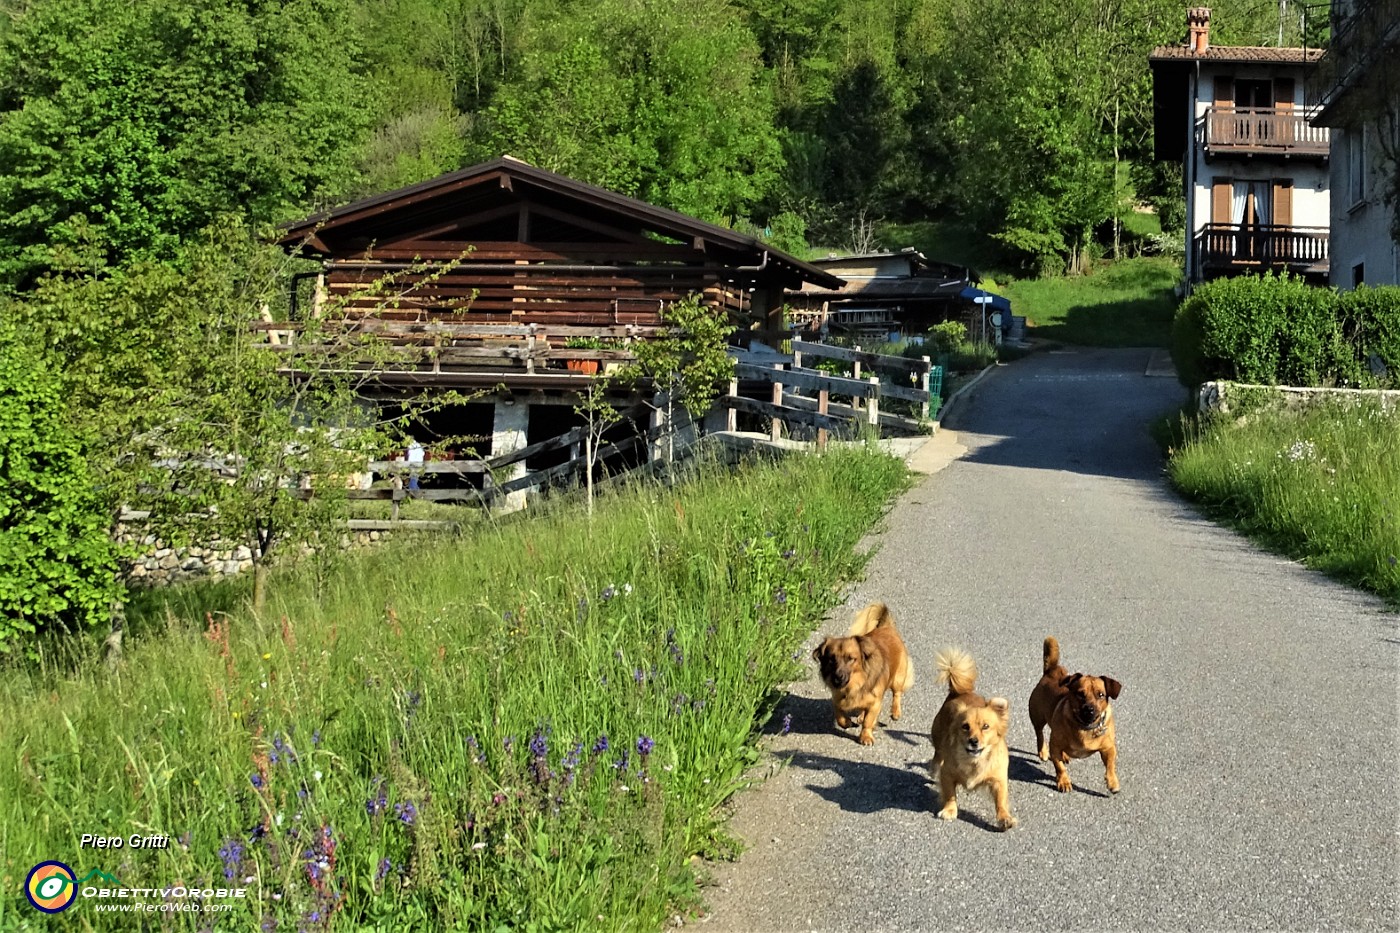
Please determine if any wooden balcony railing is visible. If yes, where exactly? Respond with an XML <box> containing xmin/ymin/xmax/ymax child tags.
<box><xmin>1201</xmin><ymin>107</ymin><xmax>1330</xmax><ymax>157</ymax></box>
<box><xmin>1197</xmin><ymin>224</ymin><xmax>1329</xmax><ymax>270</ymax></box>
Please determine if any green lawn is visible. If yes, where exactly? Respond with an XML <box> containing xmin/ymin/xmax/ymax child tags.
<box><xmin>999</xmin><ymin>256</ymin><xmax>1182</xmax><ymax>347</ymax></box>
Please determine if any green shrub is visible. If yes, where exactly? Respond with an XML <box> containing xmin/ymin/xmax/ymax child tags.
<box><xmin>1172</xmin><ymin>274</ymin><xmax>1400</xmax><ymax>388</ymax></box>
<box><xmin>0</xmin><ymin>324</ymin><xmax>121</xmax><ymax>649</ymax></box>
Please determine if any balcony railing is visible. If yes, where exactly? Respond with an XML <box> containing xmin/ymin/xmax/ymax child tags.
<box><xmin>1197</xmin><ymin>224</ymin><xmax>1329</xmax><ymax>271</ymax></box>
<box><xmin>1201</xmin><ymin>107</ymin><xmax>1330</xmax><ymax>157</ymax></box>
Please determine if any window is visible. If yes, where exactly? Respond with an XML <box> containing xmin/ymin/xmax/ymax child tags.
<box><xmin>1347</xmin><ymin>127</ymin><xmax>1368</xmax><ymax>207</ymax></box>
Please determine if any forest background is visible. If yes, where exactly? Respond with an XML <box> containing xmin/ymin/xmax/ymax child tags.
<box><xmin>0</xmin><ymin>0</ymin><xmax>1329</xmax><ymax>287</ymax></box>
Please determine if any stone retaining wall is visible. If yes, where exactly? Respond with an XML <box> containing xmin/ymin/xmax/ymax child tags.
<box><xmin>115</xmin><ymin>526</ymin><xmax>392</xmax><ymax>588</ymax></box>
<box><xmin>1198</xmin><ymin>381</ymin><xmax>1400</xmax><ymax>415</ymax></box>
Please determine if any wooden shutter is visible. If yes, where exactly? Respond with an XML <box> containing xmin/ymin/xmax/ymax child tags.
<box><xmin>1212</xmin><ymin>177</ymin><xmax>1233</xmax><ymax>224</ymax></box>
<box><xmin>1273</xmin><ymin>179</ymin><xmax>1294</xmax><ymax>261</ymax></box>
<box><xmin>1273</xmin><ymin>77</ymin><xmax>1295</xmax><ymax>111</ymax></box>
<box><xmin>1214</xmin><ymin>75</ymin><xmax>1235</xmax><ymax>108</ymax></box>
<box><xmin>1272</xmin><ymin>179</ymin><xmax>1293</xmax><ymax>226</ymax></box>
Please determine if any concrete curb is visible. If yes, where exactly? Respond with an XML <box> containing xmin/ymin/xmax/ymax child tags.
<box><xmin>935</xmin><ymin>361</ymin><xmax>1000</xmax><ymax>428</ymax></box>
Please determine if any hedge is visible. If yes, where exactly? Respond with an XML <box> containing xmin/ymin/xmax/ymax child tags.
<box><xmin>1172</xmin><ymin>273</ymin><xmax>1400</xmax><ymax>388</ymax></box>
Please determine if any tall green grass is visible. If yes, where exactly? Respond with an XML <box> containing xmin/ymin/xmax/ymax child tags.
<box><xmin>1169</xmin><ymin>400</ymin><xmax>1400</xmax><ymax>604</ymax></box>
<box><xmin>0</xmin><ymin>448</ymin><xmax>910</xmax><ymax>930</ymax></box>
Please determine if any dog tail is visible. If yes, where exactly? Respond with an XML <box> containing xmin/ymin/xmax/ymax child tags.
<box><xmin>848</xmin><ymin>601</ymin><xmax>893</xmax><ymax>636</ymax></box>
<box><xmin>935</xmin><ymin>648</ymin><xmax>977</xmax><ymax>696</ymax></box>
<box><xmin>1043</xmin><ymin>636</ymin><xmax>1060</xmax><ymax>674</ymax></box>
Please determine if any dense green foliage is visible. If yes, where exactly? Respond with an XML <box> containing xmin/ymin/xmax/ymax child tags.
<box><xmin>0</xmin><ymin>447</ymin><xmax>910</xmax><ymax>929</ymax></box>
<box><xmin>1172</xmin><ymin>276</ymin><xmax>1400</xmax><ymax>388</ymax></box>
<box><xmin>0</xmin><ymin>322</ymin><xmax>121</xmax><ymax>646</ymax></box>
<box><xmin>1170</xmin><ymin>401</ymin><xmax>1400</xmax><ymax>605</ymax></box>
<box><xmin>0</xmin><ymin>0</ymin><xmax>1314</xmax><ymax>284</ymax></box>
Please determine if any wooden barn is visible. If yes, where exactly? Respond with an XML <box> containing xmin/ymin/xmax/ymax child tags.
<box><xmin>275</xmin><ymin>157</ymin><xmax>843</xmax><ymax>507</ymax></box>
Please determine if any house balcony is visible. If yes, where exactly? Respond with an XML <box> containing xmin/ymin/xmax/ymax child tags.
<box><xmin>1196</xmin><ymin>224</ymin><xmax>1329</xmax><ymax>276</ymax></box>
<box><xmin>1200</xmin><ymin>108</ymin><xmax>1330</xmax><ymax>160</ymax></box>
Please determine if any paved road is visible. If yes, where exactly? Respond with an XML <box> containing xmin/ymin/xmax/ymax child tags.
<box><xmin>700</xmin><ymin>347</ymin><xmax>1399</xmax><ymax>933</ymax></box>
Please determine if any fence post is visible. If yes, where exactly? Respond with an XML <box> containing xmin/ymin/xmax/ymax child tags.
<box><xmin>792</xmin><ymin>344</ymin><xmax>803</xmax><ymax>371</ymax></box>
<box><xmin>920</xmin><ymin>355</ymin><xmax>932</xmax><ymax>421</ymax></box>
<box><xmin>852</xmin><ymin>345</ymin><xmax>863</xmax><ymax>413</ymax></box>
<box><xmin>726</xmin><ymin>378</ymin><xmax>738</xmax><ymax>432</ymax></box>
<box><xmin>867</xmin><ymin>376</ymin><xmax>880</xmax><ymax>428</ymax></box>
<box><xmin>770</xmin><ymin>375</ymin><xmax>784</xmax><ymax>442</ymax></box>
<box><xmin>391</xmin><ymin>474</ymin><xmax>403</xmax><ymax>522</ymax></box>
<box><xmin>817</xmin><ymin>387</ymin><xmax>829</xmax><ymax>451</ymax></box>
<box><xmin>526</xmin><ymin>323</ymin><xmax>537</xmax><ymax>375</ymax></box>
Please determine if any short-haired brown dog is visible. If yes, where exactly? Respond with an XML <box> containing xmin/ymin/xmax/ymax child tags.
<box><xmin>928</xmin><ymin>648</ymin><xmax>1016</xmax><ymax>830</ymax></box>
<box><xmin>812</xmin><ymin>602</ymin><xmax>914</xmax><ymax>745</ymax></box>
<box><xmin>1028</xmin><ymin>636</ymin><xmax>1123</xmax><ymax>794</ymax></box>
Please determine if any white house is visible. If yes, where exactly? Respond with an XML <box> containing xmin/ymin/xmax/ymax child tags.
<box><xmin>1150</xmin><ymin>8</ymin><xmax>1331</xmax><ymax>287</ymax></box>
<box><xmin>1311</xmin><ymin>0</ymin><xmax>1400</xmax><ymax>287</ymax></box>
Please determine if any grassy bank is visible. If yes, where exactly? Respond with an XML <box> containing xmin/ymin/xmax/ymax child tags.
<box><xmin>1169</xmin><ymin>400</ymin><xmax>1400</xmax><ymax>604</ymax></box>
<box><xmin>1</xmin><ymin>448</ymin><xmax>910</xmax><ymax>930</ymax></box>
<box><xmin>998</xmin><ymin>257</ymin><xmax>1180</xmax><ymax>347</ymax></box>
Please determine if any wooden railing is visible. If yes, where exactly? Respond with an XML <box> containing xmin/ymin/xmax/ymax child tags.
<box><xmin>1201</xmin><ymin>107</ymin><xmax>1329</xmax><ymax>156</ymax></box>
<box><xmin>721</xmin><ymin>341</ymin><xmax>933</xmax><ymax>445</ymax></box>
<box><xmin>1197</xmin><ymin>224</ymin><xmax>1329</xmax><ymax>270</ymax></box>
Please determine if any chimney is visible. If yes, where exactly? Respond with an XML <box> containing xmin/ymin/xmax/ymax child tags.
<box><xmin>1187</xmin><ymin>7</ymin><xmax>1211</xmax><ymax>55</ymax></box>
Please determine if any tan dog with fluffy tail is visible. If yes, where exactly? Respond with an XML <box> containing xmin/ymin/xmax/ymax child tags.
<box><xmin>812</xmin><ymin>602</ymin><xmax>915</xmax><ymax>745</ymax></box>
<box><xmin>929</xmin><ymin>648</ymin><xmax>1016</xmax><ymax>830</ymax></box>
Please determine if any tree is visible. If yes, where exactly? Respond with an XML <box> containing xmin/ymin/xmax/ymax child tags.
<box><xmin>0</xmin><ymin>321</ymin><xmax>121</xmax><ymax>649</ymax></box>
<box><xmin>0</xmin><ymin>0</ymin><xmax>372</xmax><ymax>286</ymax></box>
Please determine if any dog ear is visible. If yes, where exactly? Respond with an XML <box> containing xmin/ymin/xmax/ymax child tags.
<box><xmin>1059</xmin><ymin>673</ymin><xmax>1081</xmax><ymax>690</ymax></box>
<box><xmin>988</xmin><ymin>697</ymin><xmax>1009</xmax><ymax>716</ymax></box>
<box><xmin>857</xmin><ymin>635</ymin><xmax>878</xmax><ymax>661</ymax></box>
<box><xmin>811</xmin><ymin>642</ymin><xmax>825</xmax><ymax>663</ymax></box>
<box><xmin>1101</xmin><ymin>677</ymin><xmax>1122</xmax><ymax>699</ymax></box>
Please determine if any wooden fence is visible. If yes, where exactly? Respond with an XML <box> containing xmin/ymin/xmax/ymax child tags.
<box><xmin>720</xmin><ymin>341</ymin><xmax>933</xmax><ymax>447</ymax></box>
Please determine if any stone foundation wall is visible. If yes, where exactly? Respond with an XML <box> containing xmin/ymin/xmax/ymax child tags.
<box><xmin>116</xmin><ymin>526</ymin><xmax>392</xmax><ymax>588</ymax></box>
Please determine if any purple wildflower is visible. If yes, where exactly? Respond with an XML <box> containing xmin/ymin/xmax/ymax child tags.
<box><xmin>365</xmin><ymin>777</ymin><xmax>388</xmax><ymax>817</ymax></box>
<box><xmin>613</xmin><ymin>751</ymin><xmax>630</xmax><ymax>771</ymax></box>
<box><xmin>592</xmin><ymin>734</ymin><xmax>610</xmax><ymax>754</ymax></box>
<box><xmin>394</xmin><ymin>801</ymin><xmax>418</xmax><ymax>827</ymax></box>
<box><xmin>298</xmin><ymin>782</ymin><xmax>310</xmax><ymax>800</ymax></box>
<box><xmin>563</xmin><ymin>742</ymin><xmax>583</xmax><ymax>771</ymax></box>
<box><xmin>491</xmin><ymin>792</ymin><xmax>506</xmax><ymax>806</ymax></box>
<box><xmin>217</xmin><ymin>838</ymin><xmax>244</xmax><ymax>881</ymax></box>
<box><xmin>633</xmin><ymin>668</ymin><xmax>645</xmax><ymax>684</ymax></box>
<box><xmin>775</xmin><ymin>587</ymin><xmax>788</xmax><ymax>605</ymax></box>
<box><xmin>269</xmin><ymin>750</ymin><xmax>280</xmax><ymax>766</ymax></box>
<box><xmin>529</xmin><ymin>727</ymin><xmax>548</xmax><ymax>759</ymax></box>
<box><xmin>637</xmin><ymin>735</ymin><xmax>655</xmax><ymax>756</ymax></box>
<box><xmin>250</xmin><ymin>773</ymin><xmax>264</xmax><ymax>789</ymax></box>
<box><xmin>260</xmin><ymin>914</ymin><xmax>277</xmax><ymax>932</ymax></box>
<box><xmin>467</xmin><ymin>734</ymin><xmax>484</xmax><ymax>763</ymax></box>
<box><xmin>376</xmin><ymin>858</ymin><xmax>392</xmax><ymax>881</ymax></box>
<box><xmin>311</xmin><ymin>729</ymin><xmax>322</xmax><ymax>747</ymax></box>
<box><xmin>781</xmin><ymin>713</ymin><xmax>792</xmax><ymax>735</ymax></box>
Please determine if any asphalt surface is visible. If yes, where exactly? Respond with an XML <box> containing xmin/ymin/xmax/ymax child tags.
<box><xmin>699</xmin><ymin>347</ymin><xmax>1399</xmax><ymax>933</ymax></box>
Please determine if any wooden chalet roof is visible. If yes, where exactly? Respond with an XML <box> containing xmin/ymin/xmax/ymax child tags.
<box><xmin>278</xmin><ymin>157</ymin><xmax>843</xmax><ymax>290</ymax></box>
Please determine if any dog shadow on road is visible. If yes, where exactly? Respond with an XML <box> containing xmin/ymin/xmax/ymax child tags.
<box><xmin>761</xmin><ymin>694</ymin><xmax>925</xmax><ymax>748</ymax></box>
<box><xmin>1007</xmin><ymin>746</ymin><xmax>1110</xmax><ymax>799</ymax></box>
<box><xmin>783</xmin><ymin>751</ymin><xmax>932</xmax><ymax>814</ymax></box>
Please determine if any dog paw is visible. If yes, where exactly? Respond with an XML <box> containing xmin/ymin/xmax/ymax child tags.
<box><xmin>858</xmin><ymin>732</ymin><xmax>875</xmax><ymax>746</ymax></box>
<box><xmin>1056</xmin><ymin>777</ymin><xmax>1073</xmax><ymax>793</ymax></box>
<box><xmin>1108</xmin><ymin>781</ymin><xmax>1121</xmax><ymax>794</ymax></box>
<box><xmin>835</xmin><ymin>715</ymin><xmax>851</xmax><ymax>729</ymax></box>
<box><xmin>937</xmin><ymin>805</ymin><xmax>958</xmax><ymax>821</ymax></box>
<box><xmin>1037</xmin><ymin>746</ymin><xmax>1050</xmax><ymax>761</ymax></box>
<box><xmin>996</xmin><ymin>815</ymin><xmax>1018</xmax><ymax>831</ymax></box>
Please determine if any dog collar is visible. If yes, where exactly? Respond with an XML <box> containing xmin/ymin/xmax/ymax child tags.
<box><xmin>1085</xmin><ymin>706</ymin><xmax>1110</xmax><ymax>738</ymax></box>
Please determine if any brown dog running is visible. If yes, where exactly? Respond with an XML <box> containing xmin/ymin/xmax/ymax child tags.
<box><xmin>928</xmin><ymin>648</ymin><xmax>1016</xmax><ymax>830</ymax></box>
<box><xmin>1028</xmin><ymin>636</ymin><xmax>1123</xmax><ymax>794</ymax></box>
<box><xmin>811</xmin><ymin>602</ymin><xmax>915</xmax><ymax>745</ymax></box>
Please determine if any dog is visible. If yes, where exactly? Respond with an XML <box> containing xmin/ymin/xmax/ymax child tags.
<box><xmin>1028</xmin><ymin>636</ymin><xmax>1122</xmax><ymax>794</ymax></box>
<box><xmin>811</xmin><ymin>602</ymin><xmax>914</xmax><ymax>745</ymax></box>
<box><xmin>928</xmin><ymin>648</ymin><xmax>1016</xmax><ymax>830</ymax></box>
